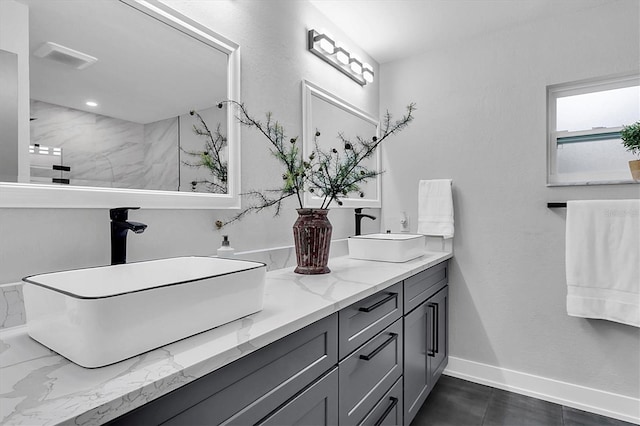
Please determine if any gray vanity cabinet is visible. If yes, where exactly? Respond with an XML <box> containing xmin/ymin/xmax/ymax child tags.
<box><xmin>403</xmin><ymin>261</ymin><xmax>449</xmax><ymax>425</ymax></box>
<box><xmin>108</xmin><ymin>260</ymin><xmax>449</xmax><ymax>426</ymax></box>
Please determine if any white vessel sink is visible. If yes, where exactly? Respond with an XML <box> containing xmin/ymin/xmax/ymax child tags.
<box><xmin>23</xmin><ymin>256</ymin><xmax>266</xmax><ymax>368</ymax></box>
<box><xmin>348</xmin><ymin>233</ymin><xmax>426</xmax><ymax>263</ymax></box>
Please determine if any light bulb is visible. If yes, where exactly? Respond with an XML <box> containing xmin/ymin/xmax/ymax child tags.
<box><xmin>362</xmin><ymin>63</ymin><xmax>374</xmax><ymax>83</ymax></box>
<box><xmin>318</xmin><ymin>37</ymin><xmax>334</xmax><ymax>54</ymax></box>
<box><xmin>350</xmin><ymin>59</ymin><xmax>362</xmax><ymax>74</ymax></box>
<box><xmin>336</xmin><ymin>48</ymin><xmax>349</xmax><ymax>65</ymax></box>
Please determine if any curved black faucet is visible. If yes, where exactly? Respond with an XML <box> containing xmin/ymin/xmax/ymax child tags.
<box><xmin>354</xmin><ymin>208</ymin><xmax>376</xmax><ymax>236</ymax></box>
<box><xmin>110</xmin><ymin>207</ymin><xmax>147</xmax><ymax>265</ymax></box>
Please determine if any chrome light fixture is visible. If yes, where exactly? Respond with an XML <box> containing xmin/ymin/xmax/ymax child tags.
<box><xmin>307</xmin><ymin>29</ymin><xmax>374</xmax><ymax>86</ymax></box>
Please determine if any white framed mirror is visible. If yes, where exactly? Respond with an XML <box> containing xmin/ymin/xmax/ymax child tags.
<box><xmin>0</xmin><ymin>0</ymin><xmax>240</xmax><ymax>208</ymax></box>
<box><xmin>301</xmin><ymin>80</ymin><xmax>381</xmax><ymax>208</ymax></box>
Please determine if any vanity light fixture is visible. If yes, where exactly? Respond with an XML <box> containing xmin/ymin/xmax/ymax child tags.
<box><xmin>85</xmin><ymin>101</ymin><xmax>98</xmax><ymax>107</ymax></box>
<box><xmin>307</xmin><ymin>29</ymin><xmax>373</xmax><ymax>86</ymax></box>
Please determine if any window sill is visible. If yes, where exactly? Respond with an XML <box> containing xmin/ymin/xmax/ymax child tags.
<box><xmin>547</xmin><ymin>179</ymin><xmax>639</xmax><ymax>187</ymax></box>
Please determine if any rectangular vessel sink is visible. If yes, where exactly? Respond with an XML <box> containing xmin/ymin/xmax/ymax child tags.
<box><xmin>348</xmin><ymin>233</ymin><xmax>426</xmax><ymax>263</ymax></box>
<box><xmin>23</xmin><ymin>256</ymin><xmax>266</xmax><ymax>368</ymax></box>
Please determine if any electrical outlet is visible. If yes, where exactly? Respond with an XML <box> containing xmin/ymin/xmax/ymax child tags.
<box><xmin>400</xmin><ymin>211</ymin><xmax>409</xmax><ymax>232</ymax></box>
<box><xmin>385</xmin><ymin>212</ymin><xmax>411</xmax><ymax>233</ymax></box>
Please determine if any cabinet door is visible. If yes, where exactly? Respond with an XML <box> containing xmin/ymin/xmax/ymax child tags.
<box><xmin>403</xmin><ymin>283</ymin><xmax>448</xmax><ymax>425</ymax></box>
<box><xmin>403</xmin><ymin>301</ymin><xmax>429</xmax><ymax>425</ymax></box>
<box><xmin>428</xmin><ymin>286</ymin><xmax>448</xmax><ymax>385</ymax></box>
<box><xmin>258</xmin><ymin>368</ymin><xmax>338</xmax><ymax>426</ymax></box>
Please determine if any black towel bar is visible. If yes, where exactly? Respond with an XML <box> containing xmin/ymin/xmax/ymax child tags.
<box><xmin>547</xmin><ymin>202</ymin><xmax>567</xmax><ymax>208</ymax></box>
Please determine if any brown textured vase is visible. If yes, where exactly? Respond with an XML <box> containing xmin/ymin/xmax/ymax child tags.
<box><xmin>293</xmin><ymin>209</ymin><xmax>332</xmax><ymax>274</ymax></box>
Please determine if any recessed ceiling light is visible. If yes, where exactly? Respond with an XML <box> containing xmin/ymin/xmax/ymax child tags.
<box><xmin>86</xmin><ymin>101</ymin><xmax>98</xmax><ymax>107</ymax></box>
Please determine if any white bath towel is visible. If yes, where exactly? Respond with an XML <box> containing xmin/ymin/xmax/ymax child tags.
<box><xmin>566</xmin><ymin>199</ymin><xmax>640</xmax><ymax>327</ymax></box>
<box><xmin>417</xmin><ymin>179</ymin><xmax>454</xmax><ymax>238</ymax></box>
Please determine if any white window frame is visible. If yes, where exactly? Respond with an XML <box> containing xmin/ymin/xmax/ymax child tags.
<box><xmin>547</xmin><ymin>72</ymin><xmax>640</xmax><ymax>186</ymax></box>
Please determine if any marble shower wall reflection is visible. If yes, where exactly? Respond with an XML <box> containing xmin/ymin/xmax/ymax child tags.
<box><xmin>29</xmin><ymin>100</ymin><xmax>224</xmax><ymax>191</ymax></box>
<box><xmin>145</xmin><ymin>117</ymin><xmax>179</xmax><ymax>191</ymax></box>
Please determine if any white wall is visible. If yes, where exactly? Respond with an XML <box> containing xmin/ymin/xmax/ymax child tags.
<box><xmin>0</xmin><ymin>0</ymin><xmax>381</xmax><ymax>284</ymax></box>
<box><xmin>380</xmin><ymin>0</ymin><xmax>640</xmax><ymax>399</ymax></box>
<box><xmin>0</xmin><ymin>0</ymin><xmax>29</xmax><ymax>183</ymax></box>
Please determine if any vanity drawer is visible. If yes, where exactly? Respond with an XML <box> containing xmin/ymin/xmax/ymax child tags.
<box><xmin>339</xmin><ymin>281</ymin><xmax>403</xmax><ymax>359</ymax></box>
<box><xmin>338</xmin><ymin>319</ymin><xmax>403</xmax><ymax>425</ymax></box>
<box><xmin>404</xmin><ymin>260</ymin><xmax>448</xmax><ymax>313</ymax></box>
<box><xmin>359</xmin><ymin>377</ymin><xmax>403</xmax><ymax>426</ymax></box>
<box><xmin>110</xmin><ymin>314</ymin><xmax>337</xmax><ymax>426</ymax></box>
<box><xmin>257</xmin><ymin>368</ymin><xmax>338</xmax><ymax>426</ymax></box>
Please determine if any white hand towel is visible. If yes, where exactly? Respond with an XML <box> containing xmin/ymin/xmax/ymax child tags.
<box><xmin>417</xmin><ymin>179</ymin><xmax>454</xmax><ymax>238</ymax></box>
<box><xmin>566</xmin><ymin>199</ymin><xmax>640</xmax><ymax>327</ymax></box>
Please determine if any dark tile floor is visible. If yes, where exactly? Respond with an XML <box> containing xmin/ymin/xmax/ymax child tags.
<box><xmin>411</xmin><ymin>375</ymin><xmax>636</xmax><ymax>426</ymax></box>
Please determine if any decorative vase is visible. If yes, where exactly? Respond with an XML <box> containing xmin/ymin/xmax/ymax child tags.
<box><xmin>629</xmin><ymin>160</ymin><xmax>640</xmax><ymax>182</ymax></box>
<box><xmin>293</xmin><ymin>208</ymin><xmax>332</xmax><ymax>274</ymax></box>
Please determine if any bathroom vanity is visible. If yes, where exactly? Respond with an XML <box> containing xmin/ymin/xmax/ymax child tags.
<box><xmin>0</xmin><ymin>252</ymin><xmax>451</xmax><ymax>425</ymax></box>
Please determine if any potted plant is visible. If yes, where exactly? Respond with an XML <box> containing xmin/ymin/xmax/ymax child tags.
<box><xmin>216</xmin><ymin>100</ymin><xmax>415</xmax><ymax>274</ymax></box>
<box><xmin>621</xmin><ymin>120</ymin><xmax>640</xmax><ymax>181</ymax></box>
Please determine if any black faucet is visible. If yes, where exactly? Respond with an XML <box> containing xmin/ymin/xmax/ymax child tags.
<box><xmin>354</xmin><ymin>208</ymin><xmax>376</xmax><ymax>236</ymax></box>
<box><xmin>110</xmin><ymin>207</ymin><xmax>147</xmax><ymax>265</ymax></box>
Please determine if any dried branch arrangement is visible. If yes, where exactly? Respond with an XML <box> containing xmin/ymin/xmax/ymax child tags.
<box><xmin>216</xmin><ymin>100</ymin><xmax>415</xmax><ymax>228</ymax></box>
<box><xmin>181</xmin><ymin>110</ymin><xmax>228</xmax><ymax>193</ymax></box>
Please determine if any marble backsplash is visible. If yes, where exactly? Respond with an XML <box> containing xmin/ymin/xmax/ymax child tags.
<box><xmin>0</xmin><ymin>239</ymin><xmax>349</xmax><ymax>331</ymax></box>
<box><xmin>0</xmin><ymin>283</ymin><xmax>24</xmax><ymax>329</ymax></box>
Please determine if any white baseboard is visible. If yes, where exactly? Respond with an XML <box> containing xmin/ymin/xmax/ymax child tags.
<box><xmin>444</xmin><ymin>356</ymin><xmax>640</xmax><ymax>425</ymax></box>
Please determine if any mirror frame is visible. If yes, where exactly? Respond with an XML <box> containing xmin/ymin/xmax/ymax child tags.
<box><xmin>0</xmin><ymin>0</ymin><xmax>241</xmax><ymax>209</ymax></box>
<box><xmin>301</xmin><ymin>80</ymin><xmax>381</xmax><ymax>208</ymax></box>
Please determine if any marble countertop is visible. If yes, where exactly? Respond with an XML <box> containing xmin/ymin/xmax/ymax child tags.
<box><xmin>0</xmin><ymin>252</ymin><xmax>452</xmax><ymax>426</ymax></box>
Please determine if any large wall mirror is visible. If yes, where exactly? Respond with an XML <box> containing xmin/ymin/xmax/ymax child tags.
<box><xmin>302</xmin><ymin>80</ymin><xmax>381</xmax><ymax>208</ymax></box>
<box><xmin>0</xmin><ymin>0</ymin><xmax>240</xmax><ymax>208</ymax></box>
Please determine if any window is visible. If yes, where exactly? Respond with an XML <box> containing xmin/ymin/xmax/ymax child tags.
<box><xmin>547</xmin><ymin>73</ymin><xmax>639</xmax><ymax>185</ymax></box>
